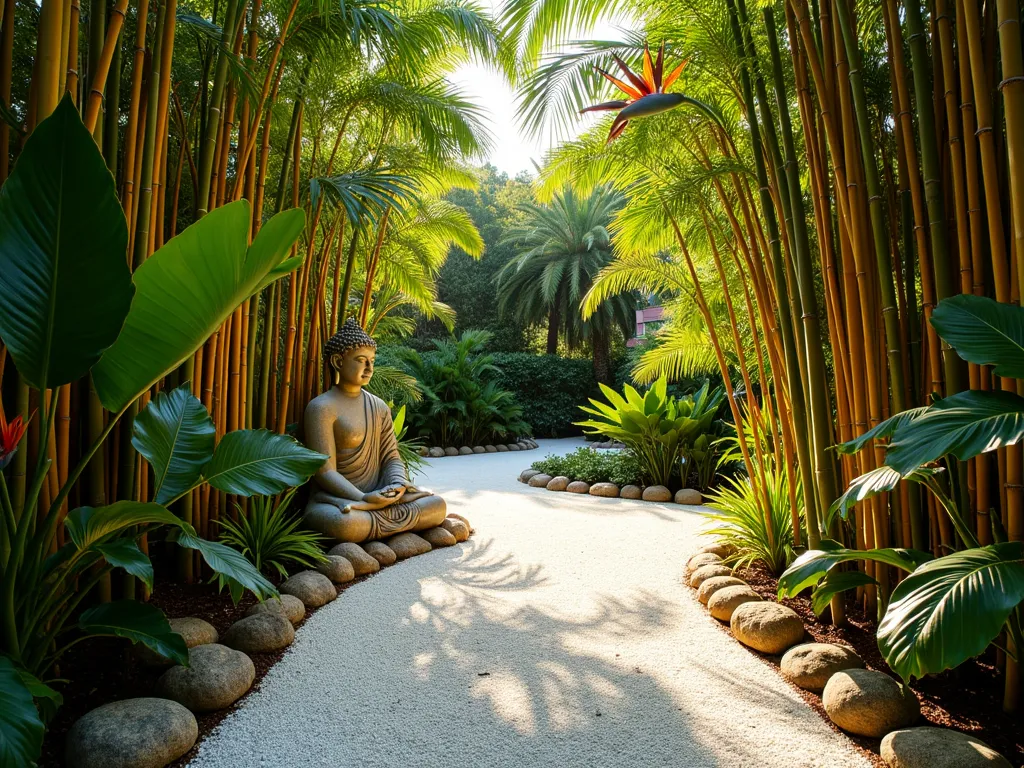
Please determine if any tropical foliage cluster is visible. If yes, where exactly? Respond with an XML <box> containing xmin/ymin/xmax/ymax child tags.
<box><xmin>531</xmin><ymin>447</ymin><xmax>643</xmax><ymax>487</ymax></box>
<box><xmin>504</xmin><ymin>0</ymin><xmax>1024</xmax><ymax>713</ymax></box>
<box><xmin>577</xmin><ymin>377</ymin><xmax>725</xmax><ymax>488</ymax></box>
<box><xmin>396</xmin><ymin>330</ymin><xmax>532</xmax><ymax>447</ymax></box>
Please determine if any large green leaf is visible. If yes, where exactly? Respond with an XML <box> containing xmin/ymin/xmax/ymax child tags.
<box><xmin>778</xmin><ymin>539</ymin><xmax>932</xmax><ymax>599</ymax></box>
<box><xmin>64</xmin><ymin>502</ymin><xmax>182</xmax><ymax>550</ymax></box>
<box><xmin>0</xmin><ymin>94</ymin><xmax>132</xmax><ymax>389</ymax></box>
<box><xmin>92</xmin><ymin>201</ymin><xmax>304</xmax><ymax>413</ymax></box>
<box><xmin>885</xmin><ymin>390</ymin><xmax>1024</xmax><ymax>474</ymax></box>
<box><xmin>132</xmin><ymin>384</ymin><xmax>216</xmax><ymax>504</ymax></box>
<box><xmin>810</xmin><ymin>570</ymin><xmax>877</xmax><ymax>616</ymax></box>
<box><xmin>930</xmin><ymin>294</ymin><xmax>1024</xmax><ymax>379</ymax></box>
<box><xmin>201</xmin><ymin>429</ymin><xmax>327</xmax><ymax>496</ymax></box>
<box><xmin>831</xmin><ymin>465</ymin><xmax>944</xmax><ymax>520</ymax></box>
<box><xmin>878</xmin><ymin>543</ymin><xmax>1024</xmax><ymax>681</ymax></box>
<box><xmin>170</xmin><ymin>527</ymin><xmax>277</xmax><ymax>601</ymax></box>
<box><xmin>834</xmin><ymin>407</ymin><xmax>929</xmax><ymax>456</ymax></box>
<box><xmin>95</xmin><ymin>539</ymin><xmax>155</xmax><ymax>591</ymax></box>
<box><xmin>0</xmin><ymin>656</ymin><xmax>45</xmax><ymax>767</ymax></box>
<box><xmin>78</xmin><ymin>600</ymin><xmax>188</xmax><ymax>666</ymax></box>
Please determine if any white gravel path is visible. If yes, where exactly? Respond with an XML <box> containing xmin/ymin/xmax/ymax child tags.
<box><xmin>189</xmin><ymin>438</ymin><xmax>869</xmax><ymax>768</ymax></box>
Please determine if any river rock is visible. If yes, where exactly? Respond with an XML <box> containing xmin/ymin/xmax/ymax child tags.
<box><xmin>823</xmin><ymin>668</ymin><xmax>920</xmax><ymax>737</ymax></box>
<box><xmin>458</xmin><ymin>446</ymin><xmax>473</xmax><ymax>455</ymax></box>
<box><xmin>65</xmin><ymin>698</ymin><xmax>197</xmax><ymax>768</ymax></box>
<box><xmin>421</xmin><ymin>526</ymin><xmax>457</xmax><ymax>547</ymax></box>
<box><xmin>223</xmin><ymin>613</ymin><xmax>295</xmax><ymax>654</ymax></box>
<box><xmin>364</xmin><ymin>541</ymin><xmax>397</xmax><ymax>566</ymax></box>
<box><xmin>528</xmin><ymin>473</ymin><xmax>553</xmax><ymax>487</ymax></box>
<box><xmin>485</xmin><ymin>445</ymin><xmax>497</xmax><ymax>453</ymax></box>
<box><xmin>675</xmin><ymin>488</ymin><xmax>703</xmax><ymax>505</ymax></box>
<box><xmin>473</xmin><ymin>446</ymin><xmax>487</xmax><ymax>454</ymax></box>
<box><xmin>444</xmin><ymin>447</ymin><xmax>459</xmax><ymax>456</ymax></box>
<box><xmin>441</xmin><ymin>517</ymin><xmax>470</xmax><ymax>542</ymax></box>
<box><xmin>329</xmin><ymin>542</ymin><xmax>381</xmax><ymax>576</ymax></box>
<box><xmin>567</xmin><ymin>480</ymin><xmax>591</xmax><ymax>494</ymax></box>
<box><xmin>699</xmin><ymin>542</ymin><xmax>736</xmax><ymax>558</ymax></box>
<box><xmin>589</xmin><ymin>482</ymin><xmax>620</xmax><ymax>498</ymax></box>
<box><xmin>156</xmin><ymin>644</ymin><xmax>255</xmax><ymax>713</ymax></box>
<box><xmin>317</xmin><ymin>555</ymin><xmax>355</xmax><ymax>583</ymax></box>
<box><xmin>880</xmin><ymin>727</ymin><xmax>1012</xmax><ymax>768</ymax></box>
<box><xmin>642</xmin><ymin>485</ymin><xmax>672</xmax><ymax>502</ymax></box>
<box><xmin>546</xmin><ymin>476</ymin><xmax>570</xmax><ymax>491</ymax></box>
<box><xmin>620</xmin><ymin>485</ymin><xmax>642</xmax><ymax>500</ymax></box>
<box><xmin>730</xmin><ymin>601</ymin><xmax>805</xmax><ymax>654</ymax></box>
<box><xmin>781</xmin><ymin>643</ymin><xmax>864</xmax><ymax>692</ymax></box>
<box><xmin>519</xmin><ymin>469</ymin><xmax>541</xmax><ymax>483</ymax></box>
<box><xmin>688</xmin><ymin>563</ymin><xmax>733</xmax><ymax>588</ymax></box>
<box><xmin>136</xmin><ymin>617</ymin><xmax>219</xmax><ymax>666</ymax></box>
<box><xmin>447</xmin><ymin>512</ymin><xmax>473</xmax><ymax>532</ymax></box>
<box><xmin>428</xmin><ymin>447</ymin><xmax>445</xmax><ymax>458</ymax></box>
<box><xmin>707</xmin><ymin>585</ymin><xmax>761</xmax><ymax>621</ymax></box>
<box><xmin>496</xmin><ymin>444</ymin><xmax>509</xmax><ymax>452</ymax></box>
<box><xmin>246</xmin><ymin>595</ymin><xmax>305</xmax><ymax>626</ymax></box>
<box><xmin>387</xmin><ymin>532</ymin><xmax>432</xmax><ymax>559</ymax></box>
<box><xmin>507</xmin><ymin>443</ymin><xmax>521</xmax><ymax>451</ymax></box>
<box><xmin>686</xmin><ymin>552</ymin><xmax>723</xmax><ymax>573</ymax></box>
<box><xmin>697</xmin><ymin>575</ymin><xmax>748</xmax><ymax>605</ymax></box>
<box><xmin>280</xmin><ymin>570</ymin><xmax>337</xmax><ymax>609</ymax></box>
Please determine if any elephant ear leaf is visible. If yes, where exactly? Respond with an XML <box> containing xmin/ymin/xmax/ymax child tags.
<box><xmin>930</xmin><ymin>294</ymin><xmax>1024</xmax><ymax>379</ymax></box>
<box><xmin>877</xmin><ymin>542</ymin><xmax>1024</xmax><ymax>682</ymax></box>
<box><xmin>132</xmin><ymin>384</ymin><xmax>216</xmax><ymax>504</ymax></box>
<box><xmin>0</xmin><ymin>656</ymin><xmax>45</xmax><ymax>768</ymax></box>
<box><xmin>0</xmin><ymin>93</ymin><xmax>132</xmax><ymax>390</ymax></box>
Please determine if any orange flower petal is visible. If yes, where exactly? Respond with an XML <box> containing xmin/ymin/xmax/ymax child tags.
<box><xmin>663</xmin><ymin>59</ymin><xmax>688</xmax><ymax>91</ymax></box>
<box><xmin>642</xmin><ymin>44</ymin><xmax>655</xmax><ymax>92</ymax></box>
<box><xmin>612</xmin><ymin>53</ymin><xmax>652</xmax><ymax>95</ymax></box>
<box><xmin>596</xmin><ymin>67</ymin><xmax>644</xmax><ymax>100</ymax></box>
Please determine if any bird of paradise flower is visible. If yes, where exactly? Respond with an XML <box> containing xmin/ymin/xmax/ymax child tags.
<box><xmin>582</xmin><ymin>43</ymin><xmax>714</xmax><ymax>142</ymax></box>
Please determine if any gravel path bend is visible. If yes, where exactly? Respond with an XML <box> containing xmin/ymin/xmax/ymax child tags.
<box><xmin>189</xmin><ymin>438</ymin><xmax>869</xmax><ymax>768</ymax></box>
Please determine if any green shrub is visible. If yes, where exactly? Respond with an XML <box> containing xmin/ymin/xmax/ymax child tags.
<box><xmin>531</xmin><ymin>447</ymin><xmax>644</xmax><ymax>486</ymax></box>
<box><xmin>577</xmin><ymin>376</ymin><xmax>725</xmax><ymax>487</ymax></box>
<box><xmin>217</xmin><ymin>489</ymin><xmax>329</xmax><ymax>580</ymax></box>
<box><xmin>397</xmin><ymin>330</ymin><xmax>532</xmax><ymax>445</ymax></box>
<box><xmin>491</xmin><ymin>353</ymin><xmax>598</xmax><ymax>437</ymax></box>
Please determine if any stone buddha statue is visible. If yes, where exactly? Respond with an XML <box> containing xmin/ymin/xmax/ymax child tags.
<box><xmin>303</xmin><ymin>319</ymin><xmax>447</xmax><ymax>542</ymax></box>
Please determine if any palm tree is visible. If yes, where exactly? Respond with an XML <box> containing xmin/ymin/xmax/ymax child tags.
<box><xmin>496</xmin><ymin>185</ymin><xmax>636</xmax><ymax>381</ymax></box>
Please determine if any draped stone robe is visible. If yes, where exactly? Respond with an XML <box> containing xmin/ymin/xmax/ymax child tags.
<box><xmin>307</xmin><ymin>390</ymin><xmax>421</xmax><ymax>540</ymax></box>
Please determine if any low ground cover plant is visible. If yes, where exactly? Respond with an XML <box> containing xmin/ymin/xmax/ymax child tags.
<box><xmin>531</xmin><ymin>447</ymin><xmax>643</xmax><ymax>486</ymax></box>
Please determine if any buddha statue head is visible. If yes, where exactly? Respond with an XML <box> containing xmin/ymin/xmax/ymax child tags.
<box><xmin>325</xmin><ymin>318</ymin><xmax>377</xmax><ymax>393</ymax></box>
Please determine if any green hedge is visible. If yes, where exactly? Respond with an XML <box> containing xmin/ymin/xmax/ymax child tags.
<box><xmin>490</xmin><ymin>353</ymin><xmax>599</xmax><ymax>438</ymax></box>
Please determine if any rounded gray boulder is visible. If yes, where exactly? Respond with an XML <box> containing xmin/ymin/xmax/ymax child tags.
<box><xmin>364</xmin><ymin>540</ymin><xmax>398</xmax><ymax>565</ymax></box>
<box><xmin>156</xmin><ymin>643</ymin><xmax>255</xmax><ymax>712</ymax></box>
<box><xmin>66</xmin><ymin>697</ymin><xmax>197</xmax><ymax>768</ymax></box>
<box><xmin>280</xmin><ymin>570</ymin><xmax>337</xmax><ymax>609</ymax></box>
<box><xmin>881</xmin><ymin>727</ymin><xmax>1011</xmax><ymax>768</ymax></box>
<box><xmin>223</xmin><ymin>613</ymin><xmax>295</xmax><ymax>654</ymax></box>
<box><xmin>317</xmin><ymin>554</ymin><xmax>356</xmax><ymax>583</ymax></box>
<box><xmin>780</xmin><ymin>643</ymin><xmax>863</xmax><ymax>693</ymax></box>
<box><xmin>246</xmin><ymin>595</ymin><xmax>305</xmax><ymax>626</ymax></box>
<box><xmin>823</xmin><ymin>668</ymin><xmax>920</xmax><ymax>737</ymax></box>
<box><xmin>328</xmin><ymin>542</ymin><xmax>380</xmax><ymax>576</ymax></box>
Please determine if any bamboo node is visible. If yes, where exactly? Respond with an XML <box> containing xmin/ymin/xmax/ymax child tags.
<box><xmin>998</xmin><ymin>76</ymin><xmax>1024</xmax><ymax>91</ymax></box>
<box><xmin>975</xmin><ymin>126</ymin><xmax>994</xmax><ymax>136</ymax></box>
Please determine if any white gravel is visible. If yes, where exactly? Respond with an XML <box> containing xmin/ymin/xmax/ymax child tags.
<box><xmin>189</xmin><ymin>438</ymin><xmax>869</xmax><ymax>768</ymax></box>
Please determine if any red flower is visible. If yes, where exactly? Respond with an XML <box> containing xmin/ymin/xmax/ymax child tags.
<box><xmin>582</xmin><ymin>43</ymin><xmax>690</xmax><ymax>142</ymax></box>
<box><xmin>0</xmin><ymin>409</ymin><xmax>29</xmax><ymax>470</ymax></box>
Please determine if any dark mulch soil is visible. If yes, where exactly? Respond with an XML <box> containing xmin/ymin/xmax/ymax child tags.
<box><xmin>722</xmin><ymin>563</ymin><xmax>1024</xmax><ymax>767</ymax></box>
<box><xmin>39</xmin><ymin>570</ymin><xmax>376</xmax><ymax>768</ymax></box>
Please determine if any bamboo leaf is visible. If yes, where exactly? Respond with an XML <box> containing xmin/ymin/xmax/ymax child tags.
<box><xmin>0</xmin><ymin>93</ymin><xmax>133</xmax><ymax>390</ymax></box>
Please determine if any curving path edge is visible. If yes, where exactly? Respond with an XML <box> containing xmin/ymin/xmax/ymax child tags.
<box><xmin>189</xmin><ymin>438</ymin><xmax>869</xmax><ymax>768</ymax></box>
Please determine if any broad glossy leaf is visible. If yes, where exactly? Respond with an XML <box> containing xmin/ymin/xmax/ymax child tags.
<box><xmin>878</xmin><ymin>543</ymin><xmax>1024</xmax><ymax>681</ymax></box>
<box><xmin>811</xmin><ymin>570</ymin><xmax>877</xmax><ymax>616</ymax></box>
<box><xmin>0</xmin><ymin>656</ymin><xmax>44</xmax><ymax>767</ymax></box>
<box><xmin>834</xmin><ymin>407</ymin><xmax>929</xmax><ymax>455</ymax></box>
<box><xmin>885</xmin><ymin>390</ymin><xmax>1024</xmax><ymax>474</ymax></box>
<box><xmin>930</xmin><ymin>294</ymin><xmax>1024</xmax><ymax>379</ymax></box>
<box><xmin>132</xmin><ymin>384</ymin><xmax>216</xmax><ymax>504</ymax></box>
<box><xmin>92</xmin><ymin>202</ymin><xmax>304</xmax><ymax>413</ymax></box>
<box><xmin>0</xmin><ymin>94</ymin><xmax>132</xmax><ymax>389</ymax></box>
<box><xmin>201</xmin><ymin>429</ymin><xmax>327</xmax><ymax>496</ymax></box>
<box><xmin>831</xmin><ymin>466</ymin><xmax>944</xmax><ymax>520</ymax></box>
<box><xmin>15</xmin><ymin>668</ymin><xmax>61</xmax><ymax>724</ymax></box>
<box><xmin>170</xmin><ymin>527</ymin><xmax>277</xmax><ymax>601</ymax></box>
<box><xmin>95</xmin><ymin>539</ymin><xmax>155</xmax><ymax>591</ymax></box>
<box><xmin>65</xmin><ymin>502</ymin><xmax>182</xmax><ymax>550</ymax></box>
<box><xmin>778</xmin><ymin>539</ymin><xmax>932</xmax><ymax>599</ymax></box>
<box><xmin>78</xmin><ymin>600</ymin><xmax>188</xmax><ymax>666</ymax></box>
